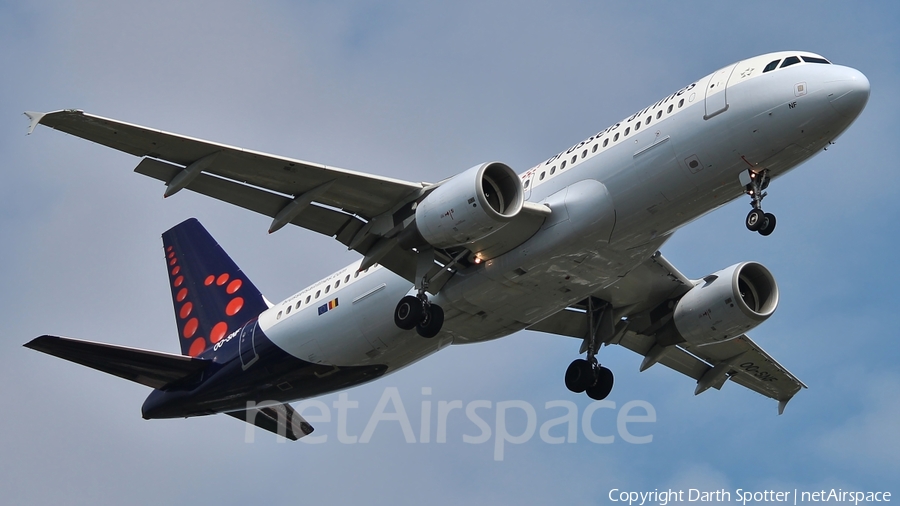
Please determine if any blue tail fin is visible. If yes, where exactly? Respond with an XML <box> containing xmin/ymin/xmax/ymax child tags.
<box><xmin>162</xmin><ymin>218</ymin><xmax>269</xmax><ymax>357</ymax></box>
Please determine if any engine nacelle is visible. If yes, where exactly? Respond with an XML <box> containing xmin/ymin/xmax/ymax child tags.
<box><xmin>672</xmin><ymin>262</ymin><xmax>779</xmax><ymax>346</ymax></box>
<box><xmin>414</xmin><ymin>162</ymin><xmax>524</xmax><ymax>249</ymax></box>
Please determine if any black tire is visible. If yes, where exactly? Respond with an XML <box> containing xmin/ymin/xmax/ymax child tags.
<box><xmin>586</xmin><ymin>367</ymin><xmax>614</xmax><ymax>400</ymax></box>
<box><xmin>416</xmin><ymin>304</ymin><xmax>444</xmax><ymax>338</ymax></box>
<box><xmin>758</xmin><ymin>213</ymin><xmax>776</xmax><ymax>236</ymax></box>
<box><xmin>394</xmin><ymin>296</ymin><xmax>424</xmax><ymax>330</ymax></box>
<box><xmin>565</xmin><ymin>359</ymin><xmax>594</xmax><ymax>393</ymax></box>
<box><xmin>746</xmin><ymin>209</ymin><xmax>765</xmax><ymax>231</ymax></box>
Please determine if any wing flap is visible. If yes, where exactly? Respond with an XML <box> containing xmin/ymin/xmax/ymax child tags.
<box><xmin>24</xmin><ymin>335</ymin><xmax>210</xmax><ymax>389</ymax></box>
<box><xmin>136</xmin><ymin>158</ymin><xmax>363</xmax><ymax>239</ymax></box>
<box><xmin>135</xmin><ymin>157</ymin><xmax>416</xmax><ymax>282</ymax></box>
<box><xmin>616</xmin><ymin>331</ymin><xmax>709</xmax><ymax>380</ymax></box>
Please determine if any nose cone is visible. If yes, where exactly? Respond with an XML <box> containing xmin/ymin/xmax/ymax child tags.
<box><xmin>828</xmin><ymin>66</ymin><xmax>870</xmax><ymax>120</ymax></box>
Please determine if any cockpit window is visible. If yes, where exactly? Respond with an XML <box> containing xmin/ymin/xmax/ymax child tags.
<box><xmin>780</xmin><ymin>56</ymin><xmax>801</xmax><ymax>68</ymax></box>
<box><xmin>763</xmin><ymin>60</ymin><xmax>780</xmax><ymax>73</ymax></box>
<box><xmin>802</xmin><ymin>55</ymin><xmax>831</xmax><ymax>64</ymax></box>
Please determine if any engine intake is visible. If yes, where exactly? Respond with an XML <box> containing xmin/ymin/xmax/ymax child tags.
<box><xmin>413</xmin><ymin>162</ymin><xmax>524</xmax><ymax>249</ymax></box>
<box><xmin>671</xmin><ymin>262</ymin><xmax>779</xmax><ymax>346</ymax></box>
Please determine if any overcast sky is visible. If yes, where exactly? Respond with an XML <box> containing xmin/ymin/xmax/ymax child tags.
<box><xmin>2</xmin><ymin>1</ymin><xmax>898</xmax><ymax>504</ymax></box>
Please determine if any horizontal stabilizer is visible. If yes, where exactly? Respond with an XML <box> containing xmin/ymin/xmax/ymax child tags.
<box><xmin>226</xmin><ymin>403</ymin><xmax>314</xmax><ymax>441</ymax></box>
<box><xmin>24</xmin><ymin>335</ymin><xmax>210</xmax><ymax>389</ymax></box>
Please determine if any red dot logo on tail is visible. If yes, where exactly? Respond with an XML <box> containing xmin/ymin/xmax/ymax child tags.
<box><xmin>183</xmin><ymin>318</ymin><xmax>199</xmax><ymax>338</ymax></box>
<box><xmin>226</xmin><ymin>297</ymin><xmax>244</xmax><ymax>316</ymax></box>
<box><xmin>210</xmin><ymin>322</ymin><xmax>228</xmax><ymax>343</ymax></box>
<box><xmin>188</xmin><ymin>337</ymin><xmax>206</xmax><ymax>357</ymax></box>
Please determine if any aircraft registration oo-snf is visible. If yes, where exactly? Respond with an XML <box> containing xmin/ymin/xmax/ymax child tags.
<box><xmin>25</xmin><ymin>51</ymin><xmax>868</xmax><ymax>440</ymax></box>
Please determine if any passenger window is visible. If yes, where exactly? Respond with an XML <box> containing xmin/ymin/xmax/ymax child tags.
<box><xmin>582</xmin><ymin>149</ymin><xmax>587</xmax><ymax>158</ymax></box>
<box><xmin>295</xmin><ymin>301</ymin><xmax>301</xmax><ymax>309</ymax></box>
<box><xmin>634</xmin><ymin>122</ymin><xmax>640</xmax><ymax>131</ymax></box>
<box><xmin>550</xmin><ymin>167</ymin><xmax>555</xmax><ymax>175</ymax></box>
<box><xmin>592</xmin><ymin>144</ymin><xmax>597</xmax><ymax>153</ymax></box>
<box><xmin>667</xmin><ymin>104</ymin><xmax>673</xmax><ymax>113</ymax></box>
<box><xmin>315</xmin><ymin>290</ymin><xmax>321</xmax><ymax>298</ymax></box>
<box><xmin>678</xmin><ymin>99</ymin><xmax>684</xmax><ymax>108</ymax></box>
<box><xmin>524</xmin><ymin>180</ymin><xmax>530</xmax><ymax>188</ymax></box>
<box><xmin>306</xmin><ymin>295</ymin><xmax>311</xmax><ymax>303</ymax></box>
<box><xmin>763</xmin><ymin>60</ymin><xmax>780</xmax><ymax>73</ymax></box>
<box><xmin>561</xmin><ymin>160</ymin><xmax>567</xmax><ymax>169</ymax></box>
<box><xmin>335</xmin><ymin>280</ymin><xmax>340</xmax><ymax>288</ymax></box>
<box><xmin>570</xmin><ymin>155</ymin><xmax>576</xmax><ymax>163</ymax></box>
<box><xmin>802</xmin><ymin>56</ymin><xmax>830</xmax><ymax>64</ymax></box>
<box><xmin>285</xmin><ymin>306</ymin><xmax>291</xmax><ymax>314</ymax></box>
<box><xmin>624</xmin><ymin>127</ymin><xmax>630</xmax><ymax>136</ymax></box>
<box><xmin>614</xmin><ymin>133</ymin><xmax>620</xmax><ymax>141</ymax></box>
<box><xmin>539</xmin><ymin>171</ymin><xmax>545</xmax><ymax>180</ymax></box>
<box><xmin>780</xmin><ymin>56</ymin><xmax>801</xmax><ymax>68</ymax></box>
<box><xmin>646</xmin><ymin>116</ymin><xmax>651</xmax><ymax>125</ymax></box>
<box><xmin>656</xmin><ymin>110</ymin><xmax>662</xmax><ymax>119</ymax></box>
<box><xmin>353</xmin><ymin>272</ymin><xmax>359</xmax><ymax>278</ymax></box>
<box><xmin>344</xmin><ymin>275</ymin><xmax>350</xmax><ymax>283</ymax></box>
<box><xmin>603</xmin><ymin>139</ymin><xmax>609</xmax><ymax>147</ymax></box>
<box><xmin>277</xmin><ymin>311</ymin><xmax>282</xmax><ymax>319</ymax></box>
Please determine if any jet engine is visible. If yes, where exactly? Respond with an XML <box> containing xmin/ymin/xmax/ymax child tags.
<box><xmin>671</xmin><ymin>262</ymin><xmax>779</xmax><ymax>346</ymax></box>
<box><xmin>412</xmin><ymin>162</ymin><xmax>524</xmax><ymax>249</ymax></box>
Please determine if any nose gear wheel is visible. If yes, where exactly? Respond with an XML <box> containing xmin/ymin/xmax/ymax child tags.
<box><xmin>744</xmin><ymin>169</ymin><xmax>776</xmax><ymax>236</ymax></box>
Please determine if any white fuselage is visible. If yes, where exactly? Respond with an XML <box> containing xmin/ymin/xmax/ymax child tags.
<box><xmin>259</xmin><ymin>51</ymin><xmax>867</xmax><ymax>375</ymax></box>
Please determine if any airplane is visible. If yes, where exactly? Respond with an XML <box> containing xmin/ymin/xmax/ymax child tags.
<box><xmin>24</xmin><ymin>50</ymin><xmax>869</xmax><ymax>440</ymax></box>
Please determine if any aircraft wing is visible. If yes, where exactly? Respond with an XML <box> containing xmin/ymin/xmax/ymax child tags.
<box><xmin>26</xmin><ymin>109</ymin><xmax>428</xmax><ymax>281</ymax></box>
<box><xmin>528</xmin><ymin>253</ymin><xmax>806</xmax><ymax>413</ymax></box>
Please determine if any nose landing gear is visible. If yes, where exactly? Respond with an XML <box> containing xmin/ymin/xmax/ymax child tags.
<box><xmin>744</xmin><ymin>169</ymin><xmax>776</xmax><ymax>236</ymax></box>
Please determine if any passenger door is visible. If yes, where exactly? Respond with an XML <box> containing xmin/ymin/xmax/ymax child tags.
<box><xmin>704</xmin><ymin>64</ymin><xmax>737</xmax><ymax>119</ymax></box>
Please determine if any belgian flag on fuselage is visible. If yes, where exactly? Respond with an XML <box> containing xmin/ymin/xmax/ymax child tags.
<box><xmin>162</xmin><ymin>218</ymin><xmax>269</xmax><ymax>358</ymax></box>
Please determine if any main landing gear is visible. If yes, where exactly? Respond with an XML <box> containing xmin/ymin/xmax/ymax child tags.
<box><xmin>394</xmin><ymin>295</ymin><xmax>444</xmax><ymax>338</ymax></box>
<box><xmin>744</xmin><ymin>169</ymin><xmax>776</xmax><ymax>236</ymax></box>
<box><xmin>565</xmin><ymin>357</ymin><xmax>615</xmax><ymax>401</ymax></box>
<box><xmin>394</xmin><ymin>247</ymin><xmax>445</xmax><ymax>338</ymax></box>
<box><xmin>565</xmin><ymin>298</ymin><xmax>616</xmax><ymax>400</ymax></box>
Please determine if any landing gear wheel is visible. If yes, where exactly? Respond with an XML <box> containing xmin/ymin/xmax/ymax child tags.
<box><xmin>416</xmin><ymin>304</ymin><xmax>444</xmax><ymax>338</ymax></box>
<box><xmin>746</xmin><ymin>209</ymin><xmax>765</xmax><ymax>231</ymax></box>
<box><xmin>758</xmin><ymin>213</ymin><xmax>776</xmax><ymax>236</ymax></box>
<box><xmin>394</xmin><ymin>296</ymin><xmax>424</xmax><ymax>330</ymax></box>
<box><xmin>565</xmin><ymin>359</ymin><xmax>595</xmax><ymax>393</ymax></box>
<box><xmin>585</xmin><ymin>367</ymin><xmax>614</xmax><ymax>400</ymax></box>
